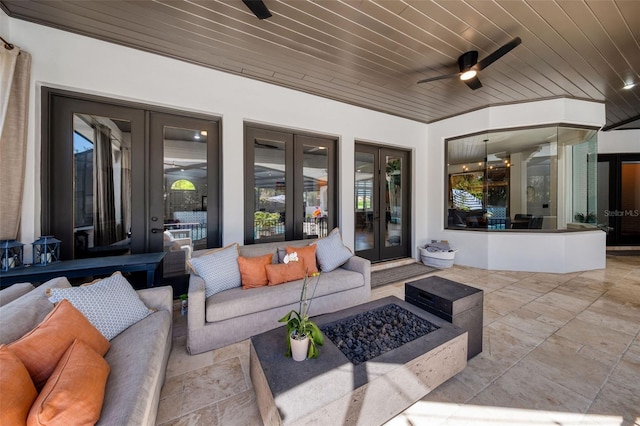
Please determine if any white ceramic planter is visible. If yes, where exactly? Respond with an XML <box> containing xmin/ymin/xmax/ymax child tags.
<box><xmin>290</xmin><ymin>333</ymin><xmax>309</xmax><ymax>361</ymax></box>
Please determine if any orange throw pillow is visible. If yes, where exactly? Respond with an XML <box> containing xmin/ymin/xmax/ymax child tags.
<box><xmin>0</xmin><ymin>345</ymin><xmax>38</xmax><ymax>425</ymax></box>
<box><xmin>286</xmin><ymin>245</ymin><xmax>318</xmax><ymax>274</ymax></box>
<box><xmin>238</xmin><ymin>253</ymin><xmax>273</xmax><ymax>289</ymax></box>
<box><xmin>266</xmin><ymin>260</ymin><xmax>306</xmax><ymax>285</ymax></box>
<box><xmin>28</xmin><ymin>339</ymin><xmax>110</xmax><ymax>426</ymax></box>
<box><xmin>9</xmin><ymin>299</ymin><xmax>110</xmax><ymax>390</ymax></box>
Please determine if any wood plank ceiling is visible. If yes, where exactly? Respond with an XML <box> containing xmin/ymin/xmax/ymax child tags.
<box><xmin>2</xmin><ymin>0</ymin><xmax>639</xmax><ymax>129</ymax></box>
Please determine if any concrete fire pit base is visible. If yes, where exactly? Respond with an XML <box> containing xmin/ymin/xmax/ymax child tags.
<box><xmin>250</xmin><ymin>296</ymin><xmax>468</xmax><ymax>425</ymax></box>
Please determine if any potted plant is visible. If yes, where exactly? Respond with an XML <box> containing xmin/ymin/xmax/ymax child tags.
<box><xmin>278</xmin><ymin>252</ymin><xmax>324</xmax><ymax>361</ymax></box>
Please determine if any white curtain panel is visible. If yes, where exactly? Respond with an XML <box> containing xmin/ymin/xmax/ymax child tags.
<box><xmin>0</xmin><ymin>45</ymin><xmax>19</xmax><ymax>133</ymax></box>
<box><xmin>0</xmin><ymin>45</ymin><xmax>31</xmax><ymax>240</ymax></box>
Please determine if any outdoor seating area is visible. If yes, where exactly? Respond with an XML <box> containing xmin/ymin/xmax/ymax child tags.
<box><xmin>1</xmin><ymin>2</ymin><xmax>639</xmax><ymax>425</ymax></box>
<box><xmin>157</xmin><ymin>253</ymin><xmax>640</xmax><ymax>425</ymax></box>
<box><xmin>2</xmin><ymin>244</ymin><xmax>638</xmax><ymax>425</ymax></box>
<box><xmin>0</xmin><ymin>251</ymin><xmax>640</xmax><ymax>426</ymax></box>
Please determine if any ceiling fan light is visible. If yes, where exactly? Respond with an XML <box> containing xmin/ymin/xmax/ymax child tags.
<box><xmin>460</xmin><ymin>70</ymin><xmax>477</xmax><ymax>81</ymax></box>
<box><xmin>623</xmin><ymin>82</ymin><xmax>636</xmax><ymax>90</ymax></box>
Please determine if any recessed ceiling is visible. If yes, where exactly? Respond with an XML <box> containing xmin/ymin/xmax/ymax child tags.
<box><xmin>2</xmin><ymin>0</ymin><xmax>639</xmax><ymax>129</ymax></box>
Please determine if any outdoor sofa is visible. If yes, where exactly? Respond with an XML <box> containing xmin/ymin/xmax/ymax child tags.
<box><xmin>0</xmin><ymin>277</ymin><xmax>173</xmax><ymax>426</ymax></box>
<box><xmin>187</xmin><ymin>235</ymin><xmax>371</xmax><ymax>355</ymax></box>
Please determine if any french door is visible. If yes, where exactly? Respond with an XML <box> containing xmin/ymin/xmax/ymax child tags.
<box><xmin>149</xmin><ymin>112</ymin><xmax>220</xmax><ymax>254</ymax></box>
<box><xmin>43</xmin><ymin>89</ymin><xmax>221</xmax><ymax>265</ymax></box>
<box><xmin>244</xmin><ymin>125</ymin><xmax>336</xmax><ymax>244</ymax></box>
<box><xmin>46</xmin><ymin>94</ymin><xmax>145</xmax><ymax>260</ymax></box>
<box><xmin>598</xmin><ymin>154</ymin><xmax>640</xmax><ymax>246</ymax></box>
<box><xmin>355</xmin><ymin>144</ymin><xmax>410</xmax><ymax>262</ymax></box>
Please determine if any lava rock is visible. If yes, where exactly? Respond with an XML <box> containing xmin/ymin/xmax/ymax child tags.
<box><xmin>321</xmin><ymin>304</ymin><xmax>439</xmax><ymax>365</ymax></box>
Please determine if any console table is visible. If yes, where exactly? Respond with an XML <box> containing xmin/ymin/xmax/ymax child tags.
<box><xmin>0</xmin><ymin>252</ymin><xmax>166</xmax><ymax>288</ymax></box>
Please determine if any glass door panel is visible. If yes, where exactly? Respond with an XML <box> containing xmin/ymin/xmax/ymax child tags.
<box><xmin>355</xmin><ymin>151</ymin><xmax>375</xmax><ymax>252</ymax></box>
<box><xmin>162</xmin><ymin>126</ymin><xmax>208</xmax><ymax>251</ymax></box>
<box><xmin>380</xmin><ymin>149</ymin><xmax>409</xmax><ymax>260</ymax></box>
<box><xmin>385</xmin><ymin>155</ymin><xmax>403</xmax><ymax>248</ymax></box>
<box><xmin>254</xmin><ymin>139</ymin><xmax>286</xmax><ymax>242</ymax></box>
<box><xmin>620</xmin><ymin>161</ymin><xmax>640</xmax><ymax>243</ymax></box>
<box><xmin>149</xmin><ymin>112</ymin><xmax>220</xmax><ymax>278</ymax></box>
<box><xmin>48</xmin><ymin>94</ymin><xmax>145</xmax><ymax>261</ymax></box>
<box><xmin>598</xmin><ymin>154</ymin><xmax>640</xmax><ymax>246</ymax></box>
<box><xmin>72</xmin><ymin>114</ymin><xmax>132</xmax><ymax>258</ymax></box>
<box><xmin>302</xmin><ymin>144</ymin><xmax>329</xmax><ymax>239</ymax></box>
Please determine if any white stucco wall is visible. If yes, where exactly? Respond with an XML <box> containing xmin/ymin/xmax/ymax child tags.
<box><xmin>5</xmin><ymin>13</ymin><xmax>429</xmax><ymax>256</ymax></box>
<box><xmin>598</xmin><ymin>129</ymin><xmax>640</xmax><ymax>153</ymax></box>
<box><xmin>0</xmin><ymin>8</ymin><xmax>9</xmax><ymax>36</ymax></box>
<box><xmin>486</xmin><ymin>230</ymin><xmax>606</xmax><ymax>273</ymax></box>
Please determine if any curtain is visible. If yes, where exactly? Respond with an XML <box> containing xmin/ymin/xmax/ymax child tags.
<box><xmin>0</xmin><ymin>44</ymin><xmax>31</xmax><ymax>240</ymax></box>
<box><xmin>93</xmin><ymin>123</ymin><xmax>117</xmax><ymax>246</ymax></box>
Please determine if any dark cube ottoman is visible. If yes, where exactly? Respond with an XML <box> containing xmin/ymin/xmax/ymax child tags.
<box><xmin>405</xmin><ymin>276</ymin><xmax>483</xmax><ymax>359</ymax></box>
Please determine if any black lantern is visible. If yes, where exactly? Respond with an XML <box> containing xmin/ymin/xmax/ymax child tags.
<box><xmin>0</xmin><ymin>239</ymin><xmax>24</xmax><ymax>271</ymax></box>
<box><xmin>32</xmin><ymin>236</ymin><xmax>61</xmax><ymax>266</ymax></box>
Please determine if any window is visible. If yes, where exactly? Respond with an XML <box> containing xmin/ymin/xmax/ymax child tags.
<box><xmin>170</xmin><ymin>179</ymin><xmax>196</xmax><ymax>191</ymax></box>
<box><xmin>244</xmin><ymin>125</ymin><xmax>337</xmax><ymax>244</ymax></box>
<box><xmin>445</xmin><ymin>125</ymin><xmax>598</xmax><ymax>231</ymax></box>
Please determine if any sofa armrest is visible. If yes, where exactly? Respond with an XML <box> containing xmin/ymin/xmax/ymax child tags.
<box><xmin>137</xmin><ymin>286</ymin><xmax>173</xmax><ymax>313</ymax></box>
<box><xmin>0</xmin><ymin>283</ymin><xmax>35</xmax><ymax>307</ymax></box>
<box><xmin>341</xmin><ymin>255</ymin><xmax>371</xmax><ymax>290</ymax></box>
<box><xmin>187</xmin><ymin>274</ymin><xmax>206</xmax><ymax>329</ymax></box>
<box><xmin>172</xmin><ymin>237</ymin><xmax>192</xmax><ymax>248</ymax></box>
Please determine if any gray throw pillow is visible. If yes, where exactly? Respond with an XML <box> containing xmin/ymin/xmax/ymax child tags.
<box><xmin>312</xmin><ymin>228</ymin><xmax>353</xmax><ymax>272</ymax></box>
<box><xmin>276</xmin><ymin>247</ymin><xmax>288</xmax><ymax>264</ymax></box>
<box><xmin>48</xmin><ymin>272</ymin><xmax>153</xmax><ymax>340</ymax></box>
<box><xmin>188</xmin><ymin>243</ymin><xmax>242</xmax><ymax>298</ymax></box>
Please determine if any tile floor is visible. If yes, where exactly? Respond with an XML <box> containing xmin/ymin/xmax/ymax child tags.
<box><xmin>157</xmin><ymin>253</ymin><xmax>640</xmax><ymax>426</ymax></box>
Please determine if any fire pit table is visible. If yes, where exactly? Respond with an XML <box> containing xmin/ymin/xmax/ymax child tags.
<box><xmin>250</xmin><ymin>296</ymin><xmax>468</xmax><ymax>426</ymax></box>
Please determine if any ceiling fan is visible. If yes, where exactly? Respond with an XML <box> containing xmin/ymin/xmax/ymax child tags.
<box><xmin>417</xmin><ymin>37</ymin><xmax>521</xmax><ymax>90</ymax></box>
<box><xmin>242</xmin><ymin>0</ymin><xmax>272</xmax><ymax>20</ymax></box>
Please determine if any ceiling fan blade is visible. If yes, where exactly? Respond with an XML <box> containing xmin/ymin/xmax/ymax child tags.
<box><xmin>476</xmin><ymin>37</ymin><xmax>521</xmax><ymax>70</ymax></box>
<box><xmin>417</xmin><ymin>72</ymin><xmax>461</xmax><ymax>84</ymax></box>
<box><xmin>242</xmin><ymin>0</ymin><xmax>272</xmax><ymax>19</ymax></box>
<box><xmin>464</xmin><ymin>76</ymin><xmax>483</xmax><ymax>90</ymax></box>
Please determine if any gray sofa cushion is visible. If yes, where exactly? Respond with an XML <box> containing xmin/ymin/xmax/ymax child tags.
<box><xmin>0</xmin><ymin>277</ymin><xmax>71</xmax><ymax>344</ymax></box>
<box><xmin>205</xmin><ymin>268</ymin><xmax>364</xmax><ymax>323</ymax></box>
<box><xmin>100</xmin><ymin>309</ymin><xmax>172</xmax><ymax>426</ymax></box>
